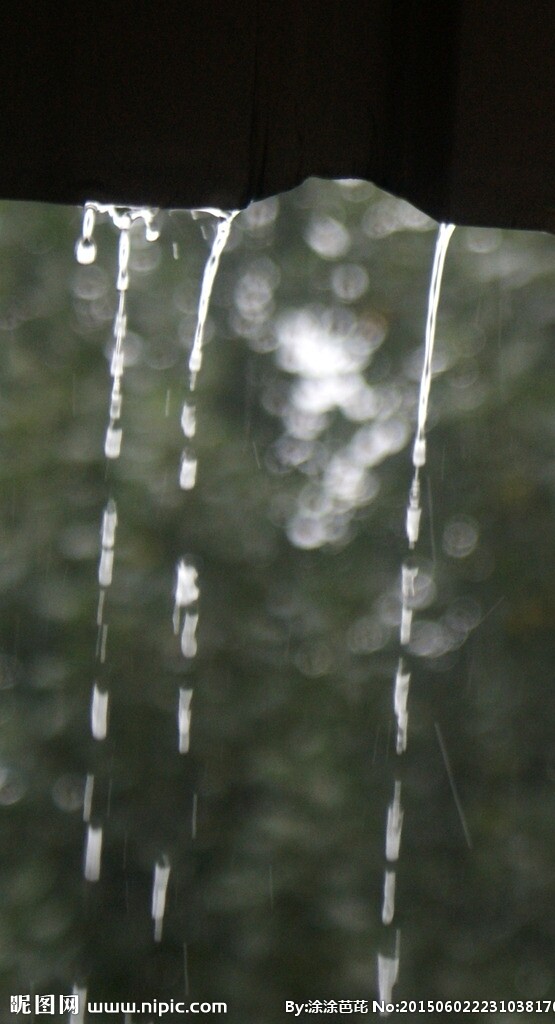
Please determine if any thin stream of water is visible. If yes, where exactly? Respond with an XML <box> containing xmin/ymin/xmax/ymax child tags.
<box><xmin>178</xmin><ymin>211</ymin><xmax>238</xmax><ymax>492</ymax></box>
<box><xmin>174</xmin><ymin>210</ymin><xmax>237</xmax><ymax>770</ymax></box>
<box><xmin>188</xmin><ymin>211</ymin><xmax>238</xmax><ymax>391</ymax></box>
<box><xmin>378</xmin><ymin>224</ymin><xmax>454</xmax><ymax>1008</ymax></box>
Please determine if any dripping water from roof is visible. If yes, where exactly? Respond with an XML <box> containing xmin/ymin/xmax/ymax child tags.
<box><xmin>174</xmin><ymin>208</ymin><xmax>237</xmax><ymax>758</ymax></box>
<box><xmin>76</xmin><ymin>203</ymin><xmax>160</xmax><ymax>897</ymax></box>
<box><xmin>188</xmin><ymin>211</ymin><xmax>238</xmax><ymax>391</ymax></box>
<box><xmin>406</xmin><ymin>222</ymin><xmax>455</xmax><ymax>547</ymax></box>
<box><xmin>176</xmin><ymin>210</ymin><xmax>237</xmax><ymax>500</ymax></box>
<box><xmin>377</xmin><ymin>223</ymin><xmax>454</xmax><ymax>1006</ymax></box>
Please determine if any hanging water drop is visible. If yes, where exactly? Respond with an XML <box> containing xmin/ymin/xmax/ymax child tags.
<box><xmin>76</xmin><ymin>238</ymin><xmax>97</xmax><ymax>265</ymax></box>
<box><xmin>76</xmin><ymin>204</ymin><xmax>97</xmax><ymax>265</ymax></box>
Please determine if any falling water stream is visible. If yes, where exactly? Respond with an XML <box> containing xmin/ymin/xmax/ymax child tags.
<box><xmin>378</xmin><ymin>223</ymin><xmax>455</xmax><ymax>1007</ymax></box>
<box><xmin>77</xmin><ymin>205</ymin><xmax>161</xmax><ymax>903</ymax></box>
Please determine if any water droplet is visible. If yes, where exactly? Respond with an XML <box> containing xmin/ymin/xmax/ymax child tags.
<box><xmin>179</xmin><ymin>453</ymin><xmax>197</xmax><ymax>490</ymax></box>
<box><xmin>385</xmin><ymin>781</ymin><xmax>404</xmax><ymax>861</ymax></box>
<box><xmin>178</xmin><ymin>688</ymin><xmax>193</xmax><ymax>753</ymax></box>
<box><xmin>110</xmin><ymin>349</ymin><xmax>125</xmax><ymax>377</ymax></box>
<box><xmin>181</xmin><ymin>402</ymin><xmax>196</xmax><ymax>439</ymax></box>
<box><xmin>400</xmin><ymin>605</ymin><xmax>413</xmax><ymax>645</ymax></box>
<box><xmin>180</xmin><ymin>612</ymin><xmax>198</xmax><ymax>658</ymax></box>
<box><xmin>75</xmin><ymin>238</ymin><xmax>97</xmax><ymax>265</ymax></box>
<box><xmin>175</xmin><ymin>560</ymin><xmax>199</xmax><ymax>608</ymax></box>
<box><xmin>91</xmin><ymin>684</ymin><xmax>109</xmax><ymax>740</ymax></box>
<box><xmin>393</xmin><ymin>663</ymin><xmax>410</xmax><ymax>754</ymax></box>
<box><xmin>98</xmin><ymin>548</ymin><xmax>114</xmax><ymax>587</ymax></box>
<box><xmin>84</xmin><ymin>824</ymin><xmax>103</xmax><ymax>881</ymax></box>
<box><xmin>381</xmin><ymin>869</ymin><xmax>396</xmax><ymax>925</ymax></box>
<box><xmin>152</xmin><ymin>856</ymin><xmax>171</xmax><ymax>942</ymax></box>
<box><xmin>101</xmin><ymin>500</ymin><xmax>118</xmax><ymax>549</ymax></box>
<box><xmin>377</xmin><ymin>937</ymin><xmax>401</xmax><ymax>1005</ymax></box>
<box><xmin>109</xmin><ymin>390</ymin><xmax>122</xmax><ymax>420</ymax></box>
<box><xmin>105</xmin><ymin>425</ymin><xmax>122</xmax><ymax>459</ymax></box>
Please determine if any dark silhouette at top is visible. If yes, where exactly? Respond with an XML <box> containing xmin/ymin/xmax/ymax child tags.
<box><xmin>0</xmin><ymin>2</ymin><xmax>553</xmax><ymax>230</ymax></box>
